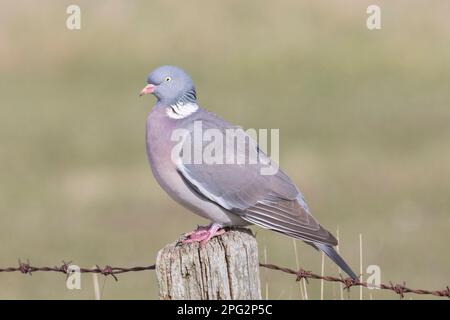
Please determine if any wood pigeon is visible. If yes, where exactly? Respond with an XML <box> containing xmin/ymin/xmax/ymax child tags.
<box><xmin>140</xmin><ymin>65</ymin><xmax>357</xmax><ymax>280</ymax></box>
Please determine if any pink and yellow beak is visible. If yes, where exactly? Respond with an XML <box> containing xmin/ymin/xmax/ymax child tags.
<box><xmin>139</xmin><ymin>84</ymin><xmax>155</xmax><ymax>96</ymax></box>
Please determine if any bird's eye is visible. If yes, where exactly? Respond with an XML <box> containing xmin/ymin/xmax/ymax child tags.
<box><xmin>165</xmin><ymin>76</ymin><xmax>172</xmax><ymax>82</ymax></box>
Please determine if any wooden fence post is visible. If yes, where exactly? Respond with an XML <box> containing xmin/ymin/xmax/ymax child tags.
<box><xmin>156</xmin><ymin>228</ymin><xmax>261</xmax><ymax>300</ymax></box>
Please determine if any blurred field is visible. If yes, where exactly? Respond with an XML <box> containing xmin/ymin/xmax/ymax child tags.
<box><xmin>0</xmin><ymin>0</ymin><xmax>449</xmax><ymax>299</ymax></box>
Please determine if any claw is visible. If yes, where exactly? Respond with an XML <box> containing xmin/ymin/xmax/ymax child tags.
<box><xmin>181</xmin><ymin>223</ymin><xmax>225</xmax><ymax>246</ymax></box>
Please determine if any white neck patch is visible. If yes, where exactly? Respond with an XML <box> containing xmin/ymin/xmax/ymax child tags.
<box><xmin>166</xmin><ymin>102</ymin><xmax>199</xmax><ymax>119</ymax></box>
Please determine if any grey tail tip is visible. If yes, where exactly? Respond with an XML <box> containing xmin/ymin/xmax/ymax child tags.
<box><xmin>314</xmin><ymin>242</ymin><xmax>358</xmax><ymax>281</ymax></box>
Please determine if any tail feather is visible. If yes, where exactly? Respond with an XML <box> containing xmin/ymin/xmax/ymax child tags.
<box><xmin>314</xmin><ymin>242</ymin><xmax>358</xmax><ymax>280</ymax></box>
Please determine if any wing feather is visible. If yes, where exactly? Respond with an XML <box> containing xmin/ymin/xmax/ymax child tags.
<box><xmin>176</xmin><ymin>112</ymin><xmax>337</xmax><ymax>246</ymax></box>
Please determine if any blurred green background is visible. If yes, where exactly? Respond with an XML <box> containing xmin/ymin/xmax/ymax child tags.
<box><xmin>0</xmin><ymin>0</ymin><xmax>449</xmax><ymax>299</ymax></box>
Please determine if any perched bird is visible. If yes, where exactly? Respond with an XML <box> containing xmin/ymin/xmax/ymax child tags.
<box><xmin>140</xmin><ymin>65</ymin><xmax>357</xmax><ymax>280</ymax></box>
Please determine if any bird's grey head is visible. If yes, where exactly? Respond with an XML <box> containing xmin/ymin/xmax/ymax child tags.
<box><xmin>139</xmin><ymin>65</ymin><xmax>197</xmax><ymax>106</ymax></box>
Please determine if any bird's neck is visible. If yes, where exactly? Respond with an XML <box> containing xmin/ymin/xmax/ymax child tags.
<box><xmin>162</xmin><ymin>89</ymin><xmax>199</xmax><ymax>119</ymax></box>
<box><xmin>166</xmin><ymin>100</ymin><xmax>199</xmax><ymax>119</ymax></box>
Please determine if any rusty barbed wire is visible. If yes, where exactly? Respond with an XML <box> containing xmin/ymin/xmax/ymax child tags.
<box><xmin>0</xmin><ymin>259</ymin><xmax>448</xmax><ymax>299</ymax></box>
<box><xmin>259</xmin><ymin>262</ymin><xmax>450</xmax><ymax>299</ymax></box>
<box><xmin>0</xmin><ymin>260</ymin><xmax>155</xmax><ymax>282</ymax></box>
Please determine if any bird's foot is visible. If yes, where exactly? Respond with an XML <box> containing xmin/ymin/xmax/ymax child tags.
<box><xmin>183</xmin><ymin>225</ymin><xmax>210</xmax><ymax>238</ymax></box>
<box><xmin>181</xmin><ymin>223</ymin><xmax>225</xmax><ymax>246</ymax></box>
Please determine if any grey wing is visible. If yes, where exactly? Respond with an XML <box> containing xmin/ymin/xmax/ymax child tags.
<box><xmin>176</xmin><ymin>115</ymin><xmax>337</xmax><ymax>246</ymax></box>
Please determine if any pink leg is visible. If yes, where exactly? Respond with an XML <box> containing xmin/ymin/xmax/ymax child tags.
<box><xmin>182</xmin><ymin>223</ymin><xmax>225</xmax><ymax>246</ymax></box>
<box><xmin>183</xmin><ymin>225</ymin><xmax>209</xmax><ymax>238</ymax></box>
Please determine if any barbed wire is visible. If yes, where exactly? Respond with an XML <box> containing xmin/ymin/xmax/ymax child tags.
<box><xmin>0</xmin><ymin>260</ymin><xmax>155</xmax><ymax>282</ymax></box>
<box><xmin>0</xmin><ymin>259</ymin><xmax>448</xmax><ymax>299</ymax></box>
<box><xmin>259</xmin><ymin>263</ymin><xmax>450</xmax><ymax>299</ymax></box>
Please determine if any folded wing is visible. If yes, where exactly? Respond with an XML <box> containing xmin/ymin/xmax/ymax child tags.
<box><xmin>176</xmin><ymin>114</ymin><xmax>337</xmax><ymax>246</ymax></box>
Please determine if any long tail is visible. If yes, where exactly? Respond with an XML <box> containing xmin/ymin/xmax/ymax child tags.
<box><xmin>314</xmin><ymin>242</ymin><xmax>358</xmax><ymax>280</ymax></box>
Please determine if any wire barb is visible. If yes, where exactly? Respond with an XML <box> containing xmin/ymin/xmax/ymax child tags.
<box><xmin>18</xmin><ymin>259</ymin><xmax>33</xmax><ymax>275</ymax></box>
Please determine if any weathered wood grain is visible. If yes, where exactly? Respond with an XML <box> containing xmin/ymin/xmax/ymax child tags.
<box><xmin>156</xmin><ymin>228</ymin><xmax>261</xmax><ymax>300</ymax></box>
